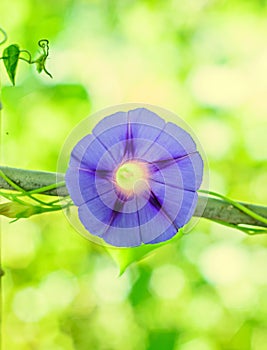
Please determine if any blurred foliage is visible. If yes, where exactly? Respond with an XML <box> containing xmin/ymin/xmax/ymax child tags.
<box><xmin>1</xmin><ymin>0</ymin><xmax>267</xmax><ymax>349</ymax></box>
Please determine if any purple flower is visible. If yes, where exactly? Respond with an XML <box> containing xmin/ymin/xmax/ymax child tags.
<box><xmin>65</xmin><ymin>108</ymin><xmax>203</xmax><ymax>247</ymax></box>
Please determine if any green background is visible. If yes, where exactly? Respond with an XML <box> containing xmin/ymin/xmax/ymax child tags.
<box><xmin>1</xmin><ymin>0</ymin><xmax>267</xmax><ymax>349</ymax></box>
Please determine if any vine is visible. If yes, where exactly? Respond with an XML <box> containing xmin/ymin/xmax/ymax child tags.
<box><xmin>0</xmin><ymin>170</ymin><xmax>72</xmax><ymax>222</ymax></box>
<box><xmin>0</xmin><ymin>27</ymin><xmax>52</xmax><ymax>85</ymax></box>
<box><xmin>199</xmin><ymin>189</ymin><xmax>267</xmax><ymax>235</ymax></box>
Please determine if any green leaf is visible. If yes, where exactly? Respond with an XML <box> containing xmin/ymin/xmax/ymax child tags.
<box><xmin>107</xmin><ymin>230</ymin><xmax>184</xmax><ymax>275</ymax></box>
<box><xmin>2</xmin><ymin>44</ymin><xmax>20</xmax><ymax>85</ymax></box>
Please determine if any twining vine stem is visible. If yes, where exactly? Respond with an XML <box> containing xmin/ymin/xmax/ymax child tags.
<box><xmin>0</xmin><ymin>166</ymin><xmax>267</xmax><ymax>232</ymax></box>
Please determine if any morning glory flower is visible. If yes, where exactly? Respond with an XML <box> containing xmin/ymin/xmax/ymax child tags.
<box><xmin>65</xmin><ymin>108</ymin><xmax>203</xmax><ymax>247</ymax></box>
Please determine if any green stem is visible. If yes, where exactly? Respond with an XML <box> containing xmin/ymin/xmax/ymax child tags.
<box><xmin>0</xmin><ymin>28</ymin><xmax>7</xmax><ymax>46</ymax></box>
<box><xmin>0</xmin><ymin>169</ymin><xmax>64</xmax><ymax>207</ymax></box>
<box><xmin>24</xmin><ymin>181</ymin><xmax>66</xmax><ymax>195</ymax></box>
<box><xmin>0</xmin><ymin>166</ymin><xmax>267</xmax><ymax>232</ymax></box>
<box><xmin>0</xmin><ymin>166</ymin><xmax>66</xmax><ymax>196</ymax></box>
<box><xmin>199</xmin><ymin>190</ymin><xmax>267</xmax><ymax>226</ymax></box>
<box><xmin>19</xmin><ymin>50</ymin><xmax>32</xmax><ymax>63</ymax></box>
<box><xmin>209</xmin><ymin>218</ymin><xmax>267</xmax><ymax>235</ymax></box>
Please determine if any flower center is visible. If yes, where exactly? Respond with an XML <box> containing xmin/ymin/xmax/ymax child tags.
<box><xmin>115</xmin><ymin>161</ymin><xmax>148</xmax><ymax>195</ymax></box>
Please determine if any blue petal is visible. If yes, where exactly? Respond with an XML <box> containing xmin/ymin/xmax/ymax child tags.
<box><xmin>65</xmin><ymin>168</ymin><xmax>114</xmax><ymax>206</ymax></box>
<box><xmin>65</xmin><ymin>167</ymin><xmax>82</xmax><ymax>206</ymax></box>
<box><xmin>78</xmin><ymin>190</ymin><xmax>118</xmax><ymax>236</ymax></box>
<box><xmin>136</xmin><ymin>189</ymin><xmax>178</xmax><ymax>243</ymax></box>
<box><xmin>93</xmin><ymin>111</ymin><xmax>128</xmax><ymax>137</ymax></box>
<box><xmin>92</xmin><ymin>112</ymin><xmax>129</xmax><ymax>162</ymax></box>
<box><xmin>69</xmin><ymin>134</ymin><xmax>116</xmax><ymax>171</ymax></box>
<box><xmin>175</xmin><ymin>152</ymin><xmax>203</xmax><ymax>190</ymax></box>
<box><xmin>150</xmin><ymin>182</ymin><xmax>198</xmax><ymax>229</ymax></box>
<box><xmin>129</xmin><ymin>108</ymin><xmax>165</xmax><ymax>157</ymax></box>
<box><xmin>102</xmin><ymin>223</ymin><xmax>142</xmax><ymax>247</ymax></box>
<box><xmin>146</xmin><ymin>225</ymin><xmax>178</xmax><ymax>244</ymax></box>
<box><xmin>78</xmin><ymin>203</ymin><xmax>109</xmax><ymax>237</ymax></box>
<box><xmin>91</xmin><ymin>108</ymin><xmax>165</xmax><ymax>161</ymax></box>
<box><xmin>69</xmin><ymin>134</ymin><xmax>94</xmax><ymax>168</ymax></box>
<box><xmin>142</xmin><ymin>123</ymin><xmax>197</xmax><ymax>162</ymax></box>
<box><xmin>128</xmin><ymin>108</ymin><xmax>165</xmax><ymax>129</ymax></box>
<box><xmin>102</xmin><ymin>204</ymin><xmax>142</xmax><ymax>247</ymax></box>
<box><xmin>79</xmin><ymin>187</ymin><xmax>142</xmax><ymax>229</ymax></box>
<box><xmin>149</xmin><ymin>152</ymin><xmax>203</xmax><ymax>191</ymax></box>
<box><xmin>79</xmin><ymin>197</ymin><xmax>142</xmax><ymax>247</ymax></box>
<box><xmin>164</xmin><ymin>122</ymin><xmax>197</xmax><ymax>154</ymax></box>
<box><xmin>137</xmin><ymin>182</ymin><xmax>198</xmax><ymax>243</ymax></box>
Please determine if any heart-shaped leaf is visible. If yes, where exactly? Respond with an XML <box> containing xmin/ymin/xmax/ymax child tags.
<box><xmin>3</xmin><ymin>44</ymin><xmax>20</xmax><ymax>85</ymax></box>
<box><xmin>107</xmin><ymin>230</ymin><xmax>184</xmax><ymax>275</ymax></box>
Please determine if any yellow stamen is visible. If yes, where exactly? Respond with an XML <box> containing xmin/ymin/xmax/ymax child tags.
<box><xmin>115</xmin><ymin>161</ymin><xmax>148</xmax><ymax>195</ymax></box>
